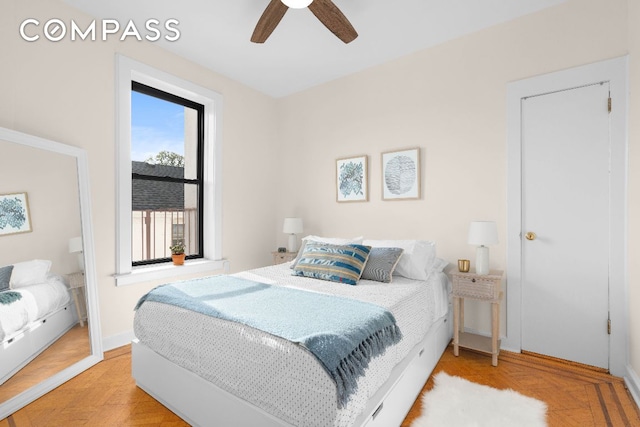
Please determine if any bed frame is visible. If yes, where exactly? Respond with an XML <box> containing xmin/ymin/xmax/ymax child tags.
<box><xmin>132</xmin><ymin>309</ymin><xmax>452</xmax><ymax>427</ymax></box>
<box><xmin>0</xmin><ymin>302</ymin><xmax>77</xmax><ymax>385</ymax></box>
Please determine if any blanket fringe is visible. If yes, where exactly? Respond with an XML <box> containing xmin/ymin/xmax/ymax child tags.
<box><xmin>332</xmin><ymin>324</ymin><xmax>402</xmax><ymax>408</ymax></box>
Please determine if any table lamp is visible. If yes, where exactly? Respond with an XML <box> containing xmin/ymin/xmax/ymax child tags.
<box><xmin>468</xmin><ymin>221</ymin><xmax>498</xmax><ymax>275</ymax></box>
<box><xmin>68</xmin><ymin>236</ymin><xmax>84</xmax><ymax>271</ymax></box>
<box><xmin>283</xmin><ymin>218</ymin><xmax>303</xmax><ymax>253</ymax></box>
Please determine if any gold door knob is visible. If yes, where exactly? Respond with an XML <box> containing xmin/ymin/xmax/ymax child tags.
<box><xmin>525</xmin><ymin>231</ymin><xmax>537</xmax><ymax>241</ymax></box>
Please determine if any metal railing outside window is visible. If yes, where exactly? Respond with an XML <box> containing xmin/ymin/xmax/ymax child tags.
<box><xmin>131</xmin><ymin>208</ymin><xmax>198</xmax><ymax>263</ymax></box>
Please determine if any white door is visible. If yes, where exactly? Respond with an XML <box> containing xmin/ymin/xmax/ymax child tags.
<box><xmin>521</xmin><ymin>83</ymin><xmax>610</xmax><ymax>369</ymax></box>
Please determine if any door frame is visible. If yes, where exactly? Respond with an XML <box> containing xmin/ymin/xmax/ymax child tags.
<box><xmin>505</xmin><ymin>56</ymin><xmax>628</xmax><ymax>376</ymax></box>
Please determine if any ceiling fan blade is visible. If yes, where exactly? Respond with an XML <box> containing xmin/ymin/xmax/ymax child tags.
<box><xmin>251</xmin><ymin>0</ymin><xmax>289</xmax><ymax>43</ymax></box>
<box><xmin>308</xmin><ymin>0</ymin><xmax>358</xmax><ymax>44</ymax></box>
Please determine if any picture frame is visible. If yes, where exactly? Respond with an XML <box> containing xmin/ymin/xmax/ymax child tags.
<box><xmin>336</xmin><ymin>155</ymin><xmax>368</xmax><ymax>202</ymax></box>
<box><xmin>381</xmin><ymin>148</ymin><xmax>421</xmax><ymax>200</ymax></box>
<box><xmin>0</xmin><ymin>192</ymin><xmax>32</xmax><ymax>236</ymax></box>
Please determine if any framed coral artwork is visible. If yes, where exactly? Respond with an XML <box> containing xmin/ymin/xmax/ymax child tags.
<box><xmin>336</xmin><ymin>155</ymin><xmax>368</xmax><ymax>202</ymax></box>
<box><xmin>381</xmin><ymin>148</ymin><xmax>420</xmax><ymax>200</ymax></box>
<box><xmin>0</xmin><ymin>192</ymin><xmax>32</xmax><ymax>236</ymax></box>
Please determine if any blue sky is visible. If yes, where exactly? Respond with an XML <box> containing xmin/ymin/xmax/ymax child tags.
<box><xmin>131</xmin><ymin>91</ymin><xmax>185</xmax><ymax>162</ymax></box>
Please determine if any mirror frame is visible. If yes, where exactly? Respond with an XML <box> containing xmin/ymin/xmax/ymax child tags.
<box><xmin>0</xmin><ymin>126</ymin><xmax>103</xmax><ymax>419</ymax></box>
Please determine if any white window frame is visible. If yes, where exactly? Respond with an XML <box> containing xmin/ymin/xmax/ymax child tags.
<box><xmin>115</xmin><ymin>55</ymin><xmax>226</xmax><ymax>286</ymax></box>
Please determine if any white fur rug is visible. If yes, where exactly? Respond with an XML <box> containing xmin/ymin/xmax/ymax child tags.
<box><xmin>412</xmin><ymin>372</ymin><xmax>547</xmax><ymax>427</ymax></box>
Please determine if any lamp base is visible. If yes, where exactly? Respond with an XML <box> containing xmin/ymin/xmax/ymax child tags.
<box><xmin>287</xmin><ymin>234</ymin><xmax>298</xmax><ymax>253</ymax></box>
<box><xmin>475</xmin><ymin>246</ymin><xmax>490</xmax><ymax>275</ymax></box>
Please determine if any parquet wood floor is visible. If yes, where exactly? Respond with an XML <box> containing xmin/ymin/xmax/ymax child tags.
<box><xmin>2</xmin><ymin>344</ymin><xmax>638</xmax><ymax>426</ymax></box>
<box><xmin>401</xmin><ymin>347</ymin><xmax>640</xmax><ymax>427</ymax></box>
<box><xmin>0</xmin><ymin>324</ymin><xmax>89</xmax><ymax>402</ymax></box>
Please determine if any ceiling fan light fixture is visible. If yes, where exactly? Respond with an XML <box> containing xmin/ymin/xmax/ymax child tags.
<box><xmin>281</xmin><ymin>0</ymin><xmax>313</xmax><ymax>9</ymax></box>
<box><xmin>252</xmin><ymin>0</ymin><xmax>357</xmax><ymax>44</ymax></box>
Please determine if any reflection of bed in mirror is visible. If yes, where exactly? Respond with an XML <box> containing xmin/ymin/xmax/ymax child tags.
<box><xmin>0</xmin><ymin>261</ymin><xmax>78</xmax><ymax>386</ymax></box>
<box><xmin>0</xmin><ymin>126</ymin><xmax>102</xmax><ymax>421</ymax></box>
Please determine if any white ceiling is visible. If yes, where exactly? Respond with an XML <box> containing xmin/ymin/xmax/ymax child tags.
<box><xmin>64</xmin><ymin>0</ymin><xmax>566</xmax><ymax>98</ymax></box>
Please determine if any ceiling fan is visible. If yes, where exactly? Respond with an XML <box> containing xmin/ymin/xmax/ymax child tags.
<box><xmin>251</xmin><ymin>0</ymin><xmax>358</xmax><ymax>44</ymax></box>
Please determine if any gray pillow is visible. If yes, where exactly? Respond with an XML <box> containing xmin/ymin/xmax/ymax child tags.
<box><xmin>0</xmin><ymin>265</ymin><xmax>14</xmax><ymax>292</ymax></box>
<box><xmin>361</xmin><ymin>248</ymin><xmax>404</xmax><ymax>283</ymax></box>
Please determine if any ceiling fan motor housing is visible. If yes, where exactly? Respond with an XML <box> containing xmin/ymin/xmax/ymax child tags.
<box><xmin>251</xmin><ymin>0</ymin><xmax>358</xmax><ymax>44</ymax></box>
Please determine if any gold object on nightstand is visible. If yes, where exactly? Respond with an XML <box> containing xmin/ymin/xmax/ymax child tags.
<box><xmin>451</xmin><ymin>270</ymin><xmax>504</xmax><ymax>366</ymax></box>
<box><xmin>272</xmin><ymin>251</ymin><xmax>297</xmax><ymax>265</ymax></box>
<box><xmin>457</xmin><ymin>259</ymin><xmax>470</xmax><ymax>272</ymax></box>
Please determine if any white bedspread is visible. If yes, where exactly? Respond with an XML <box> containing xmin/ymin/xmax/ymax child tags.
<box><xmin>134</xmin><ymin>264</ymin><xmax>449</xmax><ymax>427</ymax></box>
<box><xmin>0</xmin><ymin>275</ymin><xmax>71</xmax><ymax>342</ymax></box>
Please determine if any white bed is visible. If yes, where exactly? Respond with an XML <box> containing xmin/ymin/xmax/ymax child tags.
<box><xmin>0</xmin><ymin>274</ymin><xmax>75</xmax><ymax>385</ymax></box>
<box><xmin>133</xmin><ymin>258</ymin><xmax>452</xmax><ymax>426</ymax></box>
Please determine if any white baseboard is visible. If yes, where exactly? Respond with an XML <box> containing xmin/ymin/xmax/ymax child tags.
<box><xmin>104</xmin><ymin>330</ymin><xmax>640</xmax><ymax>409</ymax></box>
<box><xmin>462</xmin><ymin>327</ymin><xmax>521</xmax><ymax>353</ymax></box>
<box><xmin>625</xmin><ymin>365</ymin><xmax>640</xmax><ymax>409</ymax></box>
<box><xmin>464</xmin><ymin>327</ymin><xmax>639</xmax><ymax>410</ymax></box>
<box><xmin>102</xmin><ymin>330</ymin><xmax>136</xmax><ymax>352</ymax></box>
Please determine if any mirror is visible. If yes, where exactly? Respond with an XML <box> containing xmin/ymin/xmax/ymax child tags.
<box><xmin>0</xmin><ymin>127</ymin><xmax>102</xmax><ymax>419</ymax></box>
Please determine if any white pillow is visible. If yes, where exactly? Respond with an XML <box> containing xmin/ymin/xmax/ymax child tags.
<box><xmin>302</xmin><ymin>235</ymin><xmax>364</xmax><ymax>245</ymax></box>
<box><xmin>10</xmin><ymin>259</ymin><xmax>52</xmax><ymax>288</ymax></box>
<box><xmin>431</xmin><ymin>257</ymin><xmax>449</xmax><ymax>273</ymax></box>
<box><xmin>363</xmin><ymin>240</ymin><xmax>436</xmax><ymax>281</ymax></box>
<box><xmin>290</xmin><ymin>235</ymin><xmax>364</xmax><ymax>268</ymax></box>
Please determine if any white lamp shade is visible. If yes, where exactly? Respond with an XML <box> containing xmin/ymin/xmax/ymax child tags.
<box><xmin>68</xmin><ymin>236</ymin><xmax>83</xmax><ymax>254</ymax></box>
<box><xmin>282</xmin><ymin>0</ymin><xmax>313</xmax><ymax>8</ymax></box>
<box><xmin>283</xmin><ymin>218</ymin><xmax>303</xmax><ymax>234</ymax></box>
<box><xmin>468</xmin><ymin>221</ymin><xmax>498</xmax><ymax>246</ymax></box>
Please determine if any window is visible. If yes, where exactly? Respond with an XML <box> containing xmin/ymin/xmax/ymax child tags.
<box><xmin>172</xmin><ymin>223</ymin><xmax>185</xmax><ymax>247</ymax></box>
<box><xmin>116</xmin><ymin>56</ymin><xmax>225</xmax><ymax>285</ymax></box>
<box><xmin>131</xmin><ymin>82</ymin><xmax>204</xmax><ymax>265</ymax></box>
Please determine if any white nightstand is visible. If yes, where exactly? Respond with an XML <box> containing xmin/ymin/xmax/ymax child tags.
<box><xmin>451</xmin><ymin>270</ymin><xmax>504</xmax><ymax>366</ymax></box>
<box><xmin>67</xmin><ymin>272</ymin><xmax>87</xmax><ymax>327</ymax></box>
<box><xmin>272</xmin><ymin>251</ymin><xmax>297</xmax><ymax>265</ymax></box>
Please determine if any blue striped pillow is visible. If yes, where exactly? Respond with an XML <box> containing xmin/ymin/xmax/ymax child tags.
<box><xmin>292</xmin><ymin>243</ymin><xmax>371</xmax><ymax>285</ymax></box>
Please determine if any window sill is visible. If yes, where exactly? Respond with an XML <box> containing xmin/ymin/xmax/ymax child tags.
<box><xmin>114</xmin><ymin>258</ymin><xmax>229</xmax><ymax>287</ymax></box>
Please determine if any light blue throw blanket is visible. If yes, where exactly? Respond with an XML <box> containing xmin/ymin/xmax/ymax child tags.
<box><xmin>0</xmin><ymin>291</ymin><xmax>21</xmax><ymax>305</ymax></box>
<box><xmin>135</xmin><ymin>275</ymin><xmax>402</xmax><ymax>406</ymax></box>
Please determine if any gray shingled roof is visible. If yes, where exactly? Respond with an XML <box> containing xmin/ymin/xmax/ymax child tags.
<box><xmin>132</xmin><ymin>161</ymin><xmax>184</xmax><ymax>211</ymax></box>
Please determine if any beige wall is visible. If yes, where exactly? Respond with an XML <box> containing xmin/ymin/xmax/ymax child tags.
<box><xmin>1</xmin><ymin>0</ymin><xmax>279</xmax><ymax>339</ymax></box>
<box><xmin>0</xmin><ymin>140</ymin><xmax>81</xmax><ymax>275</ymax></box>
<box><xmin>276</xmin><ymin>0</ymin><xmax>637</xmax><ymax>369</ymax></box>
<box><xmin>2</xmin><ymin>0</ymin><xmax>638</xmax><ymax>379</ymax></box>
